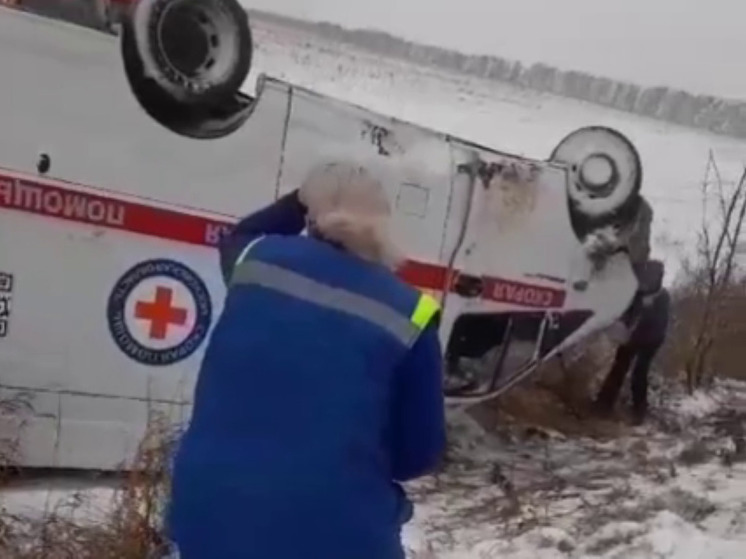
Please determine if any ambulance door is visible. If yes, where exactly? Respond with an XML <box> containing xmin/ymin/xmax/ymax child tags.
<box><xmin>438</xmin><ymin>141</ymin><xmax>576</xmax><ymax>401</ymax></box>
<box><xmin>273</xmin><ymin>86</ymin><xmax>453</xmax><ymax>268</ymax></box>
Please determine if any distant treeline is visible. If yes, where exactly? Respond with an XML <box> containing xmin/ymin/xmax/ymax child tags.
<box><xmin>253</xmin><ymin>9</ymin><xmax>746</xmax><ymax>141</ymax></box>
<box><xmin>9</xmin><ymin>1</ymin><xmax>746</xmax><ymax>140</ymax></box>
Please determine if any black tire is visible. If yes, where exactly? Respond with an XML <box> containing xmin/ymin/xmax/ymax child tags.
<box><xmin>120</xmin><ymin>0</ymin><xmax>255</xmax><ymax>139</ymax></box>
<box><xmin>551</xmin><ymin>126</ymin><xmax>643</xmax><ymax>224</ymax></box>
<box><xmin>127</xmin><ymin>0</ymin><xmax>252</xmax><ymax>106</ymax></box>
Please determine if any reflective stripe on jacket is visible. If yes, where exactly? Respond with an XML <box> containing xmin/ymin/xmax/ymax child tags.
<box><xmin>230</xmin><ymin>235</ymin><xmax>440</xmax><ymax>348</ymax></box>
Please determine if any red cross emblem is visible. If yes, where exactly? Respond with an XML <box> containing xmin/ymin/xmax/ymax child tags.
<box><xmin>134</xmin><ymin>286</ymin><xmax>188</xmax><ymax>340</ymax></box>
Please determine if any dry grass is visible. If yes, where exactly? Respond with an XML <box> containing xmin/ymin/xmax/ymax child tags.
<box><xmin>472</xmin><ymin>266</ymin><xmax>746</xmax><ymax>440</ymax></box>
<box><xmin>469</xmin><ymin>333</ymin><xmax>627</xmax><ymax>440</ymax></box>
<box><xmin>672</xmin><ymin>153</ymin><xmax>746</xmax><ymax>388</ymax></box>
<box><xmin>660</xmin><ymin>274</ymin><xmax>746</xmax><ymax>383</ymax></box>
<box><xmin>0</xmin><ymin>411</ymin><xmax>177</xmax><ymax>559</ymax></box>
<box><xmin>0</xmin><ymin>392</ymin><xmax>34</xmax><ymax>487</ymax></box>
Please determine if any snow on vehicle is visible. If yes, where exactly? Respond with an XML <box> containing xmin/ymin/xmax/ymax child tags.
<box><xmin>0</xmin><ymin>1</ymin><xmax>641</xmax><ymax>469</ymax></box>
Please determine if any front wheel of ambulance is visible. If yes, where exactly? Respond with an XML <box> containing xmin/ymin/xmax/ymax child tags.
<box><xmin>551</xmin><ymin>126</ymin><xmax>643</xmax><ymax>226</ymax></box>
<box><xmin>120</xmin><ymin>0</ymin><xmax>254</xmax><ymax>139</ymax></box>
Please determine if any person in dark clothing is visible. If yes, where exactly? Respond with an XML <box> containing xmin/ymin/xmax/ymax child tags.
<box><xmin>595</xmin><ymin>259</ymin><xmax>670</xmax><ymax>424</ymax></box>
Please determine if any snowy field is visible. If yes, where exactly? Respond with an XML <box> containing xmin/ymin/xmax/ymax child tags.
<box><xmin>1</xmin><ymin>9</ymin><xmax>746</xmax><ymax>559</ymax></box>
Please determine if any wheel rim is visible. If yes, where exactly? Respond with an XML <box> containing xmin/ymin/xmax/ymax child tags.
<box><xmin>550</xmin><ymin>126</ymin><xmax>642</xmax><ymax>219</ymax></box>
<box><xmin>158</xmin><ymin>3</ymin><xmax>213</xmax><ymax>79</ymax></box>
<box><xmin>578</xmin><ymin>153</ymin><xmax>619</xmax><ymax>198</ymax></box>
<box><xmin>151</xmin><ymin>0</ymin><xmax>241</xmax><ymax>95</ymax></box>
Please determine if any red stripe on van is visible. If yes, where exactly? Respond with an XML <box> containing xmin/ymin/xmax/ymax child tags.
<box><xmin>0</xmin><ymin>170</ymin><xmax>566</xmax><ymax>307</ymax></box>
<box><xmin>0</xmin><ymin>171</ymin><xmax>233</xmax><ymax>247</ymax></box>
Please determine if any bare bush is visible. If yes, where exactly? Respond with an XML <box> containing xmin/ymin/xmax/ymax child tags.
<box><xmin>0</xmin><ymin>410</ymin><xmax>179</xmax><ymax>559</ymax></box>
<box><xmin>0</xmin><ymin>391</ymin><xmax>34</xmax><ymax>486</ymax></box>
<box><xmin>663</xmin><ymin>152</ymin><xmax>746</xmax><ymax>389</ymax></box>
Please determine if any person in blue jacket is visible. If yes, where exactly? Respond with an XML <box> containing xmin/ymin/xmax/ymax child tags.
<box><xmin>167</xmin><ymin>161</ymin><xmax>446</xmax><ymax>559</ymax></box>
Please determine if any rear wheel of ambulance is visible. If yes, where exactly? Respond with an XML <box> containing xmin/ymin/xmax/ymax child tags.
<box><xmin>550</xmin><ymin>126</ymin><xmax>643</xmax><ymax>226</ymax></box>
<box><xmin>120</xmin><ymin>0</ymin><xmax>254</xmax><ymax>138</ymax></box>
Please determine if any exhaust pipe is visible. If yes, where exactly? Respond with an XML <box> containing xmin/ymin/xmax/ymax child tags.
<box><xmin>120</xmin><ymin>0</ymin><xmax>255</xmax><ymax>139</ymax></box>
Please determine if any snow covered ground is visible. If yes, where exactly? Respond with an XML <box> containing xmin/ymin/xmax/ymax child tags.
<box><xmin>402</xmin><ymin>379</ymin><xmax>746</xmax><ymax>558</ymax></box>
<box><xmin>2</xmin><ymin>379</ymin><xmax>745</xmax><ymax>558</ymax></box>
<box><xmin>1</xmin><ymin>9</ymin><xmax>746</xmax><ymax>559</ymax></box>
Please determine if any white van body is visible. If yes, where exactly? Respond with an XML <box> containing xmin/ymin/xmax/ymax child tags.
<box><xmin>0</xmin><ymin>8</ymin><xmax>639</xmax><ymax>470</ymax></box>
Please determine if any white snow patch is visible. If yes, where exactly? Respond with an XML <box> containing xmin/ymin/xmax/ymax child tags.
<box><xmin>398</xmin><ymin>380</ymin><xmax>746</xmax><ymax>558</ymax></box>
<box><xmin>0</xmin><ymin>479</ymin><xmax>116</xmax><ymax>523</ymax></box>
<box><xmin>671</xmin><ymin>388</ymin><xmax>728</xmax><ymax>420</ymax></box>
<box><xmin>617</xmin><ymin>510</ymin><xmax>746</xmax><ymax>559</ymax></box>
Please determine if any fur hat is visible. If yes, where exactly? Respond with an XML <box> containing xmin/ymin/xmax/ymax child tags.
<box><xmin>299</xmin><ymin>161</ymin><xmax>403</xmax><ymax>270</ymax></box>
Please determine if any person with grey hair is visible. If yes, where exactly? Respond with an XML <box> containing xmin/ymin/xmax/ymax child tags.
<box><xmin>167</xmin><ymin>161</ymin><xmax>446</xmax><ymax>559</ymax></box>
<box><xmin>595</xmin><ymin>258</ymin><xmax>670</xmax><ymax>425</ymax></box>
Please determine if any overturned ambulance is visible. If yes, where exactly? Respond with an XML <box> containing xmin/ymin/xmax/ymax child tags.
<box><xmin>0</xmin><ymin>0</ymin><xmax>648</xmax><ymax>469</ymax></box>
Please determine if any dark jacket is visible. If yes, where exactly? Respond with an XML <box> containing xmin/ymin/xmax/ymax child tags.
<box><xmin>168</xmin><ymin>191</ymin><xmax>446</xmax><ymax>559</ymax></box>
<box><xmin>630</xmin><ymin>287</ymin><xmax>670</xmax><ymax>347</ymax></box>
<box><xmin>628</xmin><ymin>259</ymin><xmax>670</xmax><ymax>346</ymax></box>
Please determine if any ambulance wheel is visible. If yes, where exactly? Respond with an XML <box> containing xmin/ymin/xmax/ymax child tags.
<box><xmin>121</xmin><ymin>0</ymin><xmax>254</xmax><ymax>138</ymax></box>
<box><xmin>551</xmin><ymin>126</ymin><xmax>642</xmax><ymax>224</ymax></box>
<box><xmin>127</xmin><ymin>0</ymin><xmax>251</xmax><ymax>104</ymax></box>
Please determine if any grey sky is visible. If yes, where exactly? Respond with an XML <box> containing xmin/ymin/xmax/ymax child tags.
<box><xmin>242</xmin><ymin>0</ymin><xmax>746</xmax><ymax>100</ymax></box>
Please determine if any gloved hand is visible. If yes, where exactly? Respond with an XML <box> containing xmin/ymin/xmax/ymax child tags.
<box><xmin>584</xmin><ymin>227</ymin><xmax>623</xmax><ymax>270</ymax></box>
